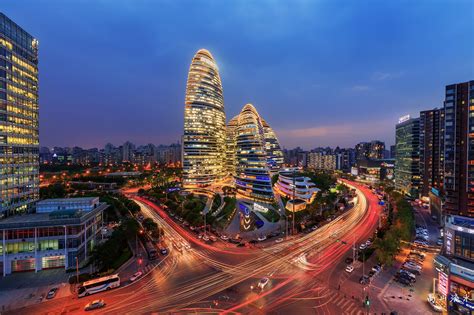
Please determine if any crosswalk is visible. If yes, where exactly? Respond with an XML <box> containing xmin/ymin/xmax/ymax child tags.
<box><xmin>314</xmin><ymin>287</ymin><xmax>365</xmax><ymax>315</ymax></box>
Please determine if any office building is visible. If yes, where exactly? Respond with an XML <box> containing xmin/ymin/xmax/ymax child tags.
<box><xmin>182</xmin><ymin>49</ymin><xmax>226</xmax><ymax>187</ymax></box>
<box><xmin>0</xmin><ymin>13</ymin><xmax>39</xmax><ymax>218</ymax></box>
<box><xmin>0</xmin><ymin>197</ymin><xmax>107</xmax><ymax>275</ymax></box>
<box><xmin>274</xmin><ymin>168</ymin><xmax>320</xmax><ymax>212</ymax></box>
<box><xmin>394</xmin><ymin>115</ymin><xmax>420</xmax><ymax>198</ymax></box>
<box><xmin>234</xmin><ymin>104</ymin><xmax>274</xmax><ymax>204</ymax></box>
<box><xmin>261</xmin><ymin>118</ymin><xmax>284</xmax><ymax>170</ymax></box>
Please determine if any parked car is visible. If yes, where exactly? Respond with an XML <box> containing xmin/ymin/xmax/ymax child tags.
<box><xmin>275</xmin><ymin>238</ymin><xmax>284</xmax><ymax>243</ymax></box>
<box><xmin>209</xmin><ymin>235</ymin><xmax>217</xmax><ymax>242</ymax></box>
<box><xmin>202</xmin><ymin>235</ymin><xmax>210</xmax><ymax>242</ymax></box>
<box><xmin>359</xmin><ymin>243</ymin><xmax>367</xmax><ymax>250</ymax></box>
<box><xmin>397</xmin><ymin>272</ymin><xmax>416</xmax><ymax>283</ymax></box>
<box><xmin>345</xmin><ymin>257</ymin><xmax>354</xmax><ymax>264</ymax></box>
<box><xmin>401</xmin><ymin>266</ymin><xmax>421</xmax><ymax>275</ymax></box>
<box><xmin>427</xmin><ymin>293</ymin><xmax>443</xmax><ymax>312</ymax></box>
<box><xmin>399</xmin><ymin>269</ymin><xmax>416</xmax><ymax>280</ymax></box>
<box><xmin>395</xmin><ymin>276</ymin><xmax>413</xmax><ymax>286</ymax></box>
<box><xmin>130</xmin><ymin>271</ymin><xmax>143</xmax><ymax>282</ymax></box>
<box><xmin>257</xmin><ymin>235</ymin><xmax>267</xmax><ymax>242</ymax></box>
<box><xmin>359</xmin><ymin>275</ymin><xmax>370</xmax><ymax>285</ymax></box>
<box><xmin>84</xmin><ymin>300</ymin><xmax>106</xmax><ymax>311</ymax></box>
<box><xmin>345</xmin><ymin>265</ymin><xmax>354</xmax><ymax>273</ymax></box>
<box><xmin>46</xmin><ymin>287</ymin><xmax>58</xmax><ymax>299</ymax></box>
<box><xmin>371</xmin><ymin>265</ymin><xmax>381</xmax><ymax>273</ymax></box>
<box><xmin>220</xmin><ymin>235</ymin><xmax>229</xmax><ymax>241</ymax></box>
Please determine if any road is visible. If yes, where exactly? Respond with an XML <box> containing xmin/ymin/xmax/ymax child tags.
<box><xmin>11</xmin><ymin>180</ymin><xmax>383</xmax><ymax>314</ymax></box>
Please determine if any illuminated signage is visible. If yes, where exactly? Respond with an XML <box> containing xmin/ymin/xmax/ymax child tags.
<box><xmin>253</xmin><ymin>203</ymin><xmax>269</xmax><ymax>213</ymax></box>
<box><xmin>438</xmin><ymin>272</ymin><xmax>449</xmax><ymax>296</ymax></box>
<box><xmin>449</xmin><ymin>294</ymin><xmax>474</xmax><ymax>310</ymax></box>
<box><xmin>445</xmin><ymin>228</ymin><xmax>454</xmax><ymax>255</ymax></box>
<box><xmin>398</xmin><ymin>115</ymin><xmax>410</xmax><ymax>124</ymax></box>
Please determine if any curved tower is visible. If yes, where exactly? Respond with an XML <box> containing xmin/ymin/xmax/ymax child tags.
<box><xmin>183</xmin><ymin>49</ymin><xmax>226</xmax><ymax>187</ymax></box>
<box><xmin>261</xmin><ymin>118</ymin><xmax>284</xmax><ymax>170</ymax></box>
<box><xmin>235</xmin><ymin>104</ymin><xmax>274</xmax><ymax>202</ymax></box>
<box><xmin>225</xmin><ymin>115</ymin><xmax>239</xmax><ymax>176</ymax></box>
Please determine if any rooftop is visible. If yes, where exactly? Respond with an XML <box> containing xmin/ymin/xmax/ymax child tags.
<box><xmin>37</xmin><ymin>197</ymin><xmax>99</xmax><ymax>204</ymax></box>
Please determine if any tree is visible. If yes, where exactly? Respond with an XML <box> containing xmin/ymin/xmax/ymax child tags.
<box><xmin>143</xmin><ymin>218</ymin><xmax>158</xmax><ymax>232</ymax></box>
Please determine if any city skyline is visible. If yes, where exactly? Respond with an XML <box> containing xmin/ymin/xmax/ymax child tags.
<box><xmin>2</xmin><ymin>1</ymin><xmax>473</xmax><ymax>149</ymax></box>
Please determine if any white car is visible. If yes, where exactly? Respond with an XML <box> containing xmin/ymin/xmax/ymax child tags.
<box><xmin>403</xmin><ymin>263</ymin><xmax>422</xmax><ymax>271</ymax></box>
<box><xmin>345</xmin><ymin>265</ymin><xmax>354</xmax><ymax>273</ymax></box>
<box><xmin>84</xmin><ymin>300</ymin><xmax>106</xmax><ymax>311</ymax></box>
<box><xmin>202</xmin><ymin>235</ymin><xmax>210</xmax><ymax>241</ymax></box>
<box><xmin>257</xmin><ymin>235</ymin><xmax>267</xmax><ymax>242</ymax></box>
<box><xmin>220</xmin><ymin>235</ymin><xmax>229</xmax><ymax>241</ymax></box>
<box><xmin>258</xmin><ymin>277</ymin><xmax>269</xmax><ymax>290</ymax></box>
<box><xmin>130</xmin><ymin>271</ymin><xmax>143</xmax><ymax>282</ymax></box>
<box><xmin>427</xmin><ymin>294</ymin><xmax>443</xmax><ymax>312</ymax></box>
<box><xmin>275</xmin><ymin>238</ymin><xmax>284</xmax><ymax>243</ymax></box>
<box><xmin>359</xmin><ymin>243</ymin><xmax>367</xmax><ymax>250</ymax></box>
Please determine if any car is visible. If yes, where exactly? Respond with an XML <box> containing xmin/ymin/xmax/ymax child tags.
<box><xmin>209</xmin><ymin>235</ymin><xmax>217</xmax><ymax>242</ymax></box>
<box><xmin>395</xmin><ymin>276</ymin><xmax>412</xmax><ymax>286</ymax></box>
<box><xmin>368</xmin><ymin>270</ymin><xmax>376</xmax><ymax>277</ymax></box>
<box><xmin>345</xmin><ymin>265</ymin><xmax>354</xmax><ymax>273</ymax></box>
<box><xmin>401</xmin><ymin>267</ymin><xmax>421</xmax><ymax>275</ymax></box>
<box><xmin>404</xmin><ymin>262</ymin><xmax>422</xmax><ymax>270</ymax></box>
<box><xmin>220</xmin><ymin>235</ymin><xmax>229</xmax><ymax>241</ymax></box>
<box><xmin>46</xmin><ymin>287</ymin><xmax>58</xmax><ymax>299</ymax></box>
<box><xmin>359</xmin><ymin>275</ymin><xmax>370</xmax><ymax>285</ymax></box>
<box><xmin>84</xmin><ymin>300</ymin><xmax>106</xmax><ymax>311</ymax></box>
<box><xmin>365</xmin><ymin>240</ymin><xmax>372</xmax><ymax>247</ymax></box>
<box><xmin>130</xmin><ymin>271</ymin><xmax>143</xmax><ymax>282</ymax></box>
<box><xmin>427</xmin><ymin>293</ymin><xmax>443</xmax><ymax>312</ymax></box>
<box><xmin>257</xmin><ymin>236</ymin><xmax>267</xmax><ymax>242</ymax></box>
<box><xmin>397</xmin><ymin>272</ymin><xmax>416</xmax><ymax>283</ymax></box>
<box><xmin>414</xmin><ymin>240</ymin><xmax>429</xmax><ymax>247</ymax></box>
<box><xmin>410</xmin><ymin>250</ymin><xmax>426</xmax><ymax>258</ymax></box>
<box><xmin>359</xmin><ymin>243</ymin><xmax>367</xmax><ymax>250</ymax></box>
<box><xmin>173</xmin><ymin>242</ymin><xmax>183</xmax><ymax>252</ymax></box>
<box><xmin>311</xmin><ymin>225</ymin><xmax>318</xmax><ymax>231</ymax></box>
<box><xmin>275</xmin><ymin>238</ymin><xmax>284</xmax><ymax>243</ymax></box>
<box><xmin>345</xmin><ymin>257</ymin><xmax>354</xmax><ymax>264</ymax></box>
<box><xmin>183</xmin><ymin>221</ymin><xmax>190</xmax><ymax>226</ymax></box>
<box><xmin>202</xmin><ymin>235</ymin><xmax>210</xmax><ymax>242</ymax></box>
<box><xmin>160</xmin><ymin>247</ymin><xmax>168</xmax><ymax>255</ymax></box>
<box><xmin>258</xmin><ymin>277</ymin><xmax>270</xmax><ymax>289</ymax></box>
<box><xmin>182</xmin><ymin>242</ymin><xmax>191</xmax><ymax>250</ymax></box>
<box><xmin>371</xmin><ymin>265</ymin><xmax>381</xmax><ymax>273</ymax></box>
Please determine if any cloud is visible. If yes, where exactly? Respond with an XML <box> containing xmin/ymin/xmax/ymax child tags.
<box><xmin>371</xmin><ymin>71</ymin><xmax>405</xmax><ymax>81</ymax></box>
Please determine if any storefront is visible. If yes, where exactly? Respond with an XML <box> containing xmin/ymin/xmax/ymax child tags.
<box><xmin>41</xmin><ymin>255</ymin><xmax>65</xmax><ymax>269</ymax></box>
<box><xmin>11</xmin><ymin>258</ymin><xmax>35</xmax><ymax>272</ymax></box>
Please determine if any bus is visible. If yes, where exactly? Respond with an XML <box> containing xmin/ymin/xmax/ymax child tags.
<box><xmin>77</xmin><ymin>274</ymin><xmax>120</xmax><ymax>297</ymax></box>
<box><xmin>145</xmin><ymin>241</ymin><xmax>158</xmax><ymax>260</ymax></box>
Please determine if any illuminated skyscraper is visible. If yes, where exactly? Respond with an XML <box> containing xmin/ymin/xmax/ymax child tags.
<box><xmin>182</xmin><ymin>49</ymin><xmax>226</xmax><ymax>187</ymax></box>
<box><xmin>225</xmin><ymin>115</ymin><xmax>238</xmax><ymax>175</ymax></box>
<box><xmin>0</xmin><ymin>14</ymin><xmax>39</xmax><ymax>218</ymax></box>
<box><xmin>234</xmin><ymin>104</ymin><xmax>274</xmax><ymax>203</ymax></box>
<box><xmin>261</xmin><ymin>118</ymin><xmax>283</xmax><ymax>170</ymax></box>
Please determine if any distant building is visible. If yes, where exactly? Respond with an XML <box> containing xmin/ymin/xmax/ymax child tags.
<box><xmin>357</xmin><ymin>159</ymin><xmax>395</xmax><ymax>182</ymax></box>
<box><xmin>394</xmin><ymin>116</ymin><xmax>420</xmax><ymax>198</ymax></box>
<box><xmin>307</xmin><ymin>151</ymin><xmax>338</xmax><ymax>171</ymax></box>
<box><xmin>0</xmin><ymin>13</ymin><xmax>40</xmax><ymax>217</ymax></box>
<box><xmin>390</xmin><ymin>145</ymin><xmax>396</xmax><ymax>159</ymax></box>
<box><xmin>0</xmin><ymin>197</ymin><xmax>107</xmax><ymax>275</ymax></box>
<box><xmin>122</xmin><ymin>141</ymin><xmax>135</xmax><ymax>163</ymax></box>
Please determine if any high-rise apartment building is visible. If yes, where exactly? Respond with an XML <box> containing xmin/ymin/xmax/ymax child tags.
<box><xmin>395</xmin><ymin>116</ymin><xmax>420</xmax><ymax>198</ymax></box>
<box><xmin>355</xmin><ymin>140</ymin><xmax>385</xmax><ymax>161</ymax></box>
<box><xmin>419</xmin><ymin>108</ymin><xmax>445</xmax><ymax>197</ymax></box>
<box><xmin>0</xmin><ymin>14</ymin><xmax>39</xmax><ymax>218</ymax></box>
<box><xmin>182</xmin><ymin>49</ymin><xmax>226</xmax><ymax>187</ymax></box>
<box><xmin>443</xmin><ymin>80</ymin><xmax>474</xmax><ymax>217</ymax></box>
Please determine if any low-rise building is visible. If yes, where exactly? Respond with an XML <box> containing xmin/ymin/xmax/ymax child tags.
<box><xmin>274</xmin><ymin>169</ymin><xmax>320</xmax><ymax>211</ymax></box>
<box><xmin>0</xmin><ymin>197</ymin><xmax>107</xmax><ymax>276</ymax></box>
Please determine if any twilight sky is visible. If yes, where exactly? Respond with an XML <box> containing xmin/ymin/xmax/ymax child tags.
<box><xmin>2</xmin><ymin>0</ymin><xmax>473</xmax><ymax>149</ymax></box>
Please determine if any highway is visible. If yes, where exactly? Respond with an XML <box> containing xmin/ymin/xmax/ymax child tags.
<box><xmin>12</xmin><ymin>180</ymin><xmax>382</xmax><ymax>314</ymax></box>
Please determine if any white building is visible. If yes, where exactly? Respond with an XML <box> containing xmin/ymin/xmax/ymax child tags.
<box><xmin>274</xmin><ymin>169</ymin><xmax>320</xmax><ymax>205</ymax></box>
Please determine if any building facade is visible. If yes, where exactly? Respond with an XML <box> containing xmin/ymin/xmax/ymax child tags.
<box><xmin>0</xmin><ymin>13</ymin><xmax>39</xmax><ymax>218</ymax></box>
<box><xmin>443</xmin><ymin>81</ymin><xmax>474</xmax><ymax>217</ymax></box>
<box><xmin>395</xmin><ymin>116</ymin><xmax>420</xmax><ymax>198</ymax></box>
<box><xmin>234</xmin><ymin>104</ymin><xmax>274</xmax><ymax>203</ymax></box>
<box><xmin>274</xmin><ymin>169</ymin><xmax>320</xmax><ymax>208</ymax></box>
<box><xmin>182</xmin><ymin>49</ymin><xmax>226</xmax><ymax>187</ymax></box>
<box><xmin>0</xmin><ymin>197</ymin><xmax>107</xmax><ymax>275</ymax></box>
<box><xmin>355</xmin><ymin>141</ymin><xmax>385</xmax><ymax>161</ymax></box>
<box><xmin>419</xmin><ymin>108</ymin><xmax>445</xmax><ymax>198</ymax></box>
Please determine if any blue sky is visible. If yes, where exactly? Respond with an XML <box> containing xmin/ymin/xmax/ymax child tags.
<box><xmin>2</xmin><ymin>0</ymin><xmax>473</xmax><ymax>149</ymax></box>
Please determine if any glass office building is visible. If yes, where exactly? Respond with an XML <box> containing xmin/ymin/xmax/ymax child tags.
<box><xmin>182</xmin><ymin>49</ymin><xmax>226</xmax><ymax>187</ymax></box>
<box><xmin>395</xmin><ymin>116</ymin><xmax>420</xmax><ymax>198</ymax></box>
<box><xmin>0</xmin><ymin>13</ymin><xmax>39</xmax><ymax>218</ymax></box>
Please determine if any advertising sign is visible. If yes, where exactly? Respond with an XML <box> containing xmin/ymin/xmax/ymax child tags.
<box><xmin>445</xmin><ymin>228</ymin><xmax>454</xmax><ymax>255</ymax></box>
<box><xmin>450</xmin><ymin>263</ymin><xmax>474</xmax><ymax>282</ymax></box>
<box><xmin>438</xmin><ymin>271</ymin><xmax>449</xmax><ymax>297</ymax></box>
